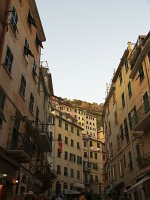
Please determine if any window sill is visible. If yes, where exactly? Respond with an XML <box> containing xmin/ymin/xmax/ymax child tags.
<box><xmin>32</xmin><ymin>73</ymin><xmax>37</xmax><ymax>83</ymax></box>
<box><xmin>2</xmin><ymin>64</ymin><xmax>13</xmax><ymax>79</ymax></box>
<box><xmin>10</xmin><ymin>23</ymin><xmax>18</xmax><ymax>38</ymax></box>
<box><xmin>19</xmin><ymin>91</ymin><xmax>25</xmax><ymax>101</ymax></box>
<box><xmin>29</xmin><ymin>108</ymin><xmax>34</xmax><ymax>116</ymax></box>
<box><xmin>23</xmin><ymin>54</ymin><xmax>29</xmax><ymax>65</ymax></box>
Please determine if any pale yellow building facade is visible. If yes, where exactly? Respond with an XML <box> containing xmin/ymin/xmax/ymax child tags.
<box><xmin>0</xmin><ymin>1</ymin><xmax>54</xmax><ymax>199</ymax></box>
<box><xmin>49</xmin><ymin>108</ymin><xmax>84</xmax><ymax>196</ymax></box>
<box><xmin>104</xmin><ymin>33</ymin><xmax>150</xmax><ymax>200</ymax></box>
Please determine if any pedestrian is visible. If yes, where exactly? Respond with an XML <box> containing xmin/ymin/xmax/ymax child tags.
<box><xmin>56</xmin><ymin>195</ymin><xmax>62</xmax><ymax>200</ymax></box>
<box><xmin>79</xmin><ymin>192</ymin><xmax>92</xmax><ymax>200</ymax></box>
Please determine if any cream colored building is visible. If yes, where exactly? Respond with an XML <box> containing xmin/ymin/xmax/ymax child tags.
<box><xmin>82</xmin><ymin>133</ymin><xmax>105</xmax><ymax>195</ymax></box>
<box><xmin>50</xmin><ymin>98</ymin><xmax>105</xmax><ymax>195</ymax></box>
<box><xmin>103</xmin><ymin>33</ymin><xmax>150</xmax><ymax>200</ymax></box>
<box><xmin>0</xmin><ymin>1</ymin><xmax>54</xmax><ymax>199</ymax></box>
<box><xmin>49</xmin><ymin>108</ymin><xmax>84</xmax><ymax>196</ymax></box>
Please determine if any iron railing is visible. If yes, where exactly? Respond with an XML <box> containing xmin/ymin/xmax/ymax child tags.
<box><xmin>9</xmin><ymin>132</ymin><xmax>33</xmax><ymax>159</ymax></box>
<box><xmin>131</xmin><ymin>97</ymin><xmax>150</xmax><ymax>130</ymax></box>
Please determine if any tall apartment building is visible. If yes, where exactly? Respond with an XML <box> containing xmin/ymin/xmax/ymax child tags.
<box><xmin>0</xmin><ymin>1</ymin><xmax>54</xmax><ymax>199</ymax></box>
<box><xmin>51</xmin><ymin>96</ymin><xmax>105</xmax><ymax>195</ymax></box>
<box><xmin>82</xmin><ymin>131</ymin><xmax>106</xmax><ymax>195</ymax></box>
<box><xmin>49</xmin><ymin>108</ymin><xmax>84</xmax><ymax>196</ymax></box>
<box><xmin>103</xmin><ymin>33</ymin><xmax>150</xmax><ymax>200</ymax></box>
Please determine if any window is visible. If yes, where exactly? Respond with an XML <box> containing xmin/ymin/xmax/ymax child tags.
<box><xmin>138</xmin><ymin>65</ymin><xmax>144</xmax><ymax>82</ymax></box>
<box><xmin>84</xmin><ymin>152</ymin><xmax>87</xmax><ymax>158</ymax></box>
<box><xmin>84</xmin><ymin>141</ymin><xmax>87</xmax><ymax>147</ymax></box>
<box><xmin>90</xmin><ymin>175</ymin><xmax>94</xmax><ymax>182</ymax></box>
<box><xmin>112</xmin><ymin>165</ymin><xmax>116</xmax><ymax>180</ymax></box>
<box><xmin>77</xmin><ymin>129</ymin><xmax>80</xmax><ymax>136</ymax></box>
<box><xmin>108</xmin><ymin>121</ymin><xmax>111</xmax><ymax>135</ymax></box>
<box><xmin>64</xmin><ymin>151</ymin><xmax>68</xmax><ymax>160</ymax></box>
<box><xmin>143</xmin><ymin>91</ymin><xmax>149</xmax><ymax>112</ymax></box>
<box><xmin>77</xmin><ymin>170</ymin><xmax>80</xmax><ymax>179</ymax></box>
<box><xmin>36</xmin><ymin>34</ymin><xmax>43</xmax><ymax>49</ymax></box>
<box><xmin>95</xmin><ymin>153</ymin><xmax>97</xmax><ymax>159</ymax></box>
<box><xmin>32</xmin><ymin>60</ymin><xmax>37</xmax><ymax>77</ymax></box>
<box><xmin>64</xmin><ymin>167</ymin><xmax>68</xmax><ymax>176</ymax></box>
<box><xmin>35</xmin><ymin>107</ymin><xmax>39</xmax><ymax>125</ymax></box>
<box><xmin>136</xmin><ymin>144</ymin><xmax>141</xmax><ymax>160</ymax></box>
<box><xmin>65</xmin><ymin>137</ymin><xmax>68</xmax><ymax>144</ymax></box>
<box><xmin>29</xmin><ymin>93</ymin><xmax>34</xmax><ymax>112</ymax></box>
<box><xmin>90</xmin><ymin>141</ymin><xmax>93</xmax><ymax>147</ymax></box>
<box><xmin>95</xmin><ymin>175</ymin><xmax>98</xmax><ymax>182</ymax></box>
<box><xmin>109</xmin><ymin>142</ymin><xmax>113</xmax><ymax>157</ymax></box>
<box><xmin>65</xmin><ymin>123</ymin><xmax>68</xmax><ymax>131</ymax></box>
<box><xmin>0</xmin><ymin>89</ymin><xmax>5</xmax><ymax>124</ymax></box>
<box><xmin>57</xmin><ymin>165</ymin><xmax>61</xmax><ymax>175</ymax></box>
<box><xmin>57</xmin><ymin>150</ymin><xmax>61</xmax><ymax>158</ymax></box>
<box><xmin>124</xmin><ymin>118</ymin><xmax>129</xmax><ymax>143</ymax></box>
<box><xmin>59</xmin><ymin>112</ymin><xmax>62</xmax><ymax>118</ymax></box>
<box><xmin>118</xmin><ymin>159</ymin><xmax>124</xmax><ymax>177</ymax></box>
<box><xmin>58</xmin><ymin>134</ymin><xmax>62</xmax><ymax>141</ymax></box>
<box><xmin>121</xmin><ymin>92</ymin><xmax>125</xmax><ymax>108</ymax></box>
<box><xmin>103</xmin><ymin>155</ymin><xmax>105</xmax><ymax>160</ymax></box>
<box><xmin>125</xmin><ymin>60</ymin><xmax>129</xmax><ymax>73</ymax></box>
<box><xmin>77</xmin><ymin>156</ymin><xmax>82</xmax><ymax>165</ymax></box>
<box><xmin>58</xmin><ymin>119</ymin><xmax>62</xmax><ymax>127</ymax></box>
<box><xmin>77</xmin><ymin>142</ymin><xmax>80</xmax><ymax>149</ymax></box>
<box><xmin>148</xmin><ymin>51</ymin><xmax>150</xmax><ymax>64</ymax></box>
<box><xmin>71</xmin><ymin>139</ymin><xmax>74</xmax><ymax>147</ymax></box>
<box><xmin>97</xmin><ymin>143</ymin><xmax>100</xmax><ymax>148</ymax></box>
<box><xmin>128</xmin><ymin>82</ymin><xmax>132</xmax><ymax>98</ymax></box>
<box><xmin>119</xmin><ymin>71</ymin><xmax>123</xmax><ymax>84</ymax></box>
<box><xmin>123</xmin><ymin>154</ymin><xmax>126</xmax><ymax>168</ymax></box>
<box><xmin>20</xmin><ymin>75</ymin><xmax>26</xmax><ymax>97</ymax></box>
<box><xmin>71</xmin><ymin>169</ymin><xmax>74</xmax><ymax>177</ymax></box>
<box><xmin>24</xmin><ymin>39</ymin><xmax>34</xmax><ymax>57</ymax></box>
<box><xmin>28</xmin><ymin>10</ymin><xmax>36</xmax><ymax>27</ymax></box>
<box><xmin>71</xmin><ymin>126</ymin><xmax>74</xmax><ymax>133</ymax></box>
<box><xmin>4</xmin><ymin>46</ymin><xmax>13</xmax><ymax>73</ymax></box>
<box><xmin>90</xmin><ymin>152</ymin><xmax>93</xmax><ymax>158</ymax></box>
<box><xmin>128</xmin><ymin>151</ymin><xmax>133</xmax><ymax>170</ymax></box>
<box><xmin>120</xmin><ymin>124</ymin><xmax>124</xmax><ymax>140</ymax></box>
<box><xmin>11</xmin><ymin>7</ymin><xmax>18</xmax><ymax>32</ymax></box>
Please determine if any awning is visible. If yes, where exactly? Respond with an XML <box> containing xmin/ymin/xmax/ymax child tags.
<box><xmin>127</xmin><ymin>175</ymin><xmax>150</xmax><ymax>194</ymax></box>
<box><xmin>74</xmin><ymin>183</ymin><xmax>85</xmax><ymax>189</ymax></box>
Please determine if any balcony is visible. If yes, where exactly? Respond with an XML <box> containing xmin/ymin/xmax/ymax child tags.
<box><xmin>37</xmin><ymin>124</ymin><xmax>52</xmax><ymax>152</ymax></box>
<box><xmin>137</xmin><ymin>152</ymin><xmax>150</xmax><ymax>168</ymax></box>
<box><xmin>7</xmin><ymin>133</ymin><xmax>33</xmax><ymax>163</ymax></box>
<box><xmin>83</xmin><ymin>167</ymin><xmax>91</xmax><ymax>173</ymax></box>
<box><xmin>131</xmin><ymin>98</ymin><xmax>150</xmax><ymax>132</ymax></box>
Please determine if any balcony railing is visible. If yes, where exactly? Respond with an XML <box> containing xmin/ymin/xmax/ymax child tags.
<box><xmin>131</xmin><ymin>98</ymin><xmax>150</xmax><ymax>131</ymax></box>
<box><xmin>83</xmin><ymin>167</ymin><xmax>91</xmax><ymax>173</ymax></box>
<box><xmin>7</xmin><ymin>132</ymin><xmax>33</xmax><ymax>163</ymax></box>
<box><xmin>37</xmin><ymin>124</ymin><xmax>52</xmax><ymax>152</ymax></box>
<box><xmin>137</xmin><ymin>152</ymin><xmax>150</xmax><ymax>168</ymax></box>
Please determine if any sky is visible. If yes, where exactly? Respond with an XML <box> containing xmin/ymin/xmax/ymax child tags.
<box><xmin>36</xmin><ymin>0</ymin><xmax>150</xmax><ymax>103</ymax></box>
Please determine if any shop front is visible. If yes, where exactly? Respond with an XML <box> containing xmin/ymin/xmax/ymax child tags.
<box><xmin>0</xmin><ymin>152</ymin><xmax>18</xmax><ymax>200</ymax></box>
